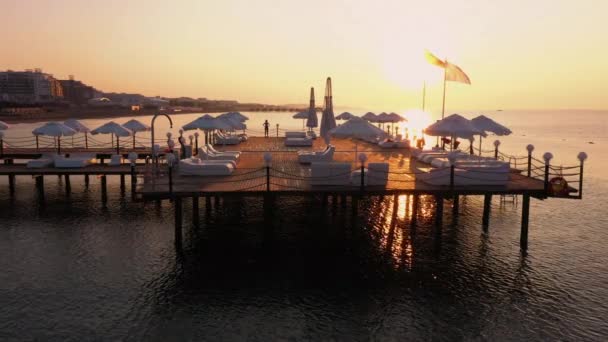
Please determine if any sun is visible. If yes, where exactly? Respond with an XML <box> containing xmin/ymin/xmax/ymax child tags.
<box><xmin>403</xmin><ymin>109</ymin><xmax>432</xmax><ymax>137</ymax></box>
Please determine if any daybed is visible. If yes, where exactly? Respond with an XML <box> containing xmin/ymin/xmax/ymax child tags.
<box><xmin>27</xmin><ymin>154</ymin><xmax>57</xmax><ymax>168</ymax></box>
<box><xmin>297</xmin><ymin>146</ymin><xmax>335</xmax><ymax>164</ymax></box>
<box><xmin>178</xmin><ymin>158</ymin><xmax>235</xmax><ymax>176</ymax></box>
<box><xmin>54</xmin><ymin>153</ymin><xmax>96</xmax><ymax>168</ymax></box>
<box><xmin>310</xmin><ymin>162</ymin><xmax>352</xmax><ymax>186</ymax></box>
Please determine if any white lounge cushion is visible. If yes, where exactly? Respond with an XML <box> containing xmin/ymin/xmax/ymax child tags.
<box><xmin>298</xmin><ymin>146</ymin><xmax>335</xmax><ymax>163</ymax></box>
<box><xmin>54</xmin><ymin>153</ymin><xmax>96</xmax><ymax>168</ymax></box>
<box><xmin>285</xmin><ymin>137</ymin><xmax>313</xmax><ymax>146</ymax></box>
<box><xmin>206</xmin><ymin>144</ymin><xmax>241</xmax><ymax>158</ymax></box>
<box><xmin>310</xmin><ymin>162</ymin><xmax>352</xmax><ymax>186</ymax></box>
<box><xmin>27</xmin><ymin>154</ymin><xmax>57</xmax><ymax>168</ymax></box>
<box><xmin>178</xmin><ymin>159</ymin><xmax>234</xmax><ymax>176</ymax></box>
<box><xmin>285</xmin><ymin>131</ymin><xmax>307</xmax><ymax>138</ymax></box>
<box><xmin>198</xmin><ymin>147</ymin><xmax>239</xmax><ymax>162</ymax></box>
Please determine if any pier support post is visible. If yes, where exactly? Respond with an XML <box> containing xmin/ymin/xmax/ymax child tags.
<box><xmin>120</xmin><ymin>174</ymin><xmax>125</xmax><ymax>193</ymax></box>
<box><xmin>192</xmin><ymin>196</ymin><xmax>200</xmax><ymax>229</ymax></box>
<box><xmin>351</xmin><ymin>195</ymin><xmax>359</xmax><ymax>228</ymax></box>
<box><xmin>65</xmin><ymin>175</ymin><xmax>71</xmax><ymax>194</ymax></box>
<box><xmin>482</xmin><ymin>194</ymin><xmax>492</xmax><ymax>229</ymax></box>
<box><xmin>520</xmin><ymin>194</ymin><xmax>530</xmax><ymax>250</ymax></box>
<box><xmin>35</xmin><ymin>175</ymin><xmax>44</xmax><ymax>194</ymax></box>
<box><xmin>84</xmin><ymin>174</ymin><xmax>89</xmax><ymax>188</ymax></box>
<box><xmin>452</xmin><ymin>195</ymin><xmax>459</xmax><ymax>217</ymax></box>
<box><xmin>411</xmin><ymin>194</ymin><xmax>419</xmax><ymax>226</ymax></box>
<box><xmin>101</xmin><ymin>175</ymin><xmax>107</xmax><ymax>204</ymax></box>
<box><xmin>174</xmin><ymin>197</ymin><xmax>183</xmax><ymax>249</ymax></box>
<box><xmin>8</xmin><ymin>175</ymin><xmax>15</xmax><ymax>195</ymax></box>
<box><xmin>434</xmin><ymin>195</ymin><xmax>444</xmax><ymax>227</ymax></box>
<box><xmin>340</xmin><ymin>194</ymin><xmax>347</xmax><ymax>208</ymax></box>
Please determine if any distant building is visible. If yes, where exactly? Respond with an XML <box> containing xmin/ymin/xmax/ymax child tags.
<box><xmin>0</xmin><ymin>69</ymin><xmax>63</xmax><ymax>104</ymax></box>
<box><xmin>59</xmin><ymin>76</ymin><xmax>96</xmax><ymax>105</ymax></box>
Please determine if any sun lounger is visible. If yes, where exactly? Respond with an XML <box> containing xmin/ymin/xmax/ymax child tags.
<box><xmin>27</xmin><ymin>154</ymin><xmax>57</xmax><ymax>168</ymax></box>
<box><xmin>206</xmin><ymin>144</ymin><xmax>241</xmax><ymax>159</ymax></box>
<box><xmin>351</xmin><ymin>162</ymin><xmax>390</xmax><ymax>186</ymax></box>
<box><xmin>198</xmin><ymin>147</ymin><xmax>239</xmax><ymax>162</ymax></box>
<box><xmin>108</xmin><ymin>154</ymin><xmax>123</xmax><ymax>166</ymax></box>
<box><xmin>310</xmin><ymin>162</ymin><xmax>352</xmax><ymax>186</ymax></box>
<box><xmin>54</xmin><ymin>153</ymin><xmax>96</xmax><ymax>168</ymax></box>
<box><xmin>297</xmin><ymin>146</ymin><xmax>335</xmax><ymax>163</ymax></box>
<box><xmin>416</xmin><ymin>163</ymin><xmax>509</xmax><ymax>186</ymax></box>
<box><xmin>214</xmin><ymin>132</ymin><xmax>241</xmax><ymax>145</ymax></box>
<box><xmin>285</xmin><ymin>132</ymin><xmax>313</xmax><ymax>146</ymax></box>
<box><xmin>178</xmin><ymin>158</ymin><xmax>235</xmax><ymax>176</ymax></box>
<box><xmin>181</xmin><ymin>157</ymin><xmax>236</xmax><ymax>168</ymax></box>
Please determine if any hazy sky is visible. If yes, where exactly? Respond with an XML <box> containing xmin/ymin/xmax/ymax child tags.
<box><xmin>2</xmin><ymin>0</ymin><xmax>607</xmax><ymax>112</ymax></box>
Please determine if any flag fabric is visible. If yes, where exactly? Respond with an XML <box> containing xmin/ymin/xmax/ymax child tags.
<box><xmin>445</xmin><ymin>61</ymin><xmax>471</xmax><ymax>84</ymax></box>
<box><xmin>425</xmin><ymin>50</ymin><xmax>471</xmax><ymax>84</ymax></box>
<box><xmin>425</xmin><ymin>50</ymin><xmax>446</xmax><ymax>68</ymax></box>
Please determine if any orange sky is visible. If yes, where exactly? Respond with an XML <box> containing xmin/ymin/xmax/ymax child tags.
<box><xmin>2</xmin><ymin>0</ymin><xmax>607</xmax><ymax>112</ymax></box>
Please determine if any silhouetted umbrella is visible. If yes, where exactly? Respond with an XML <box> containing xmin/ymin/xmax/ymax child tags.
<box><xmin>362</xmin><ymin>112</ymin><xmax>378</xmax><ymax>122</ymax></box>
<box><xmin>0</xmin><ymin>121</ymin><xmax>10</xmax><ymax>130</ymax></box>
<box><xmin>123</xmin><ymin>119</ymin><xmax>151</xmax><ymax>148</ymax></box>
<box><xmin>293</xmin><ymin>111</ymin><xmax>309</xmax><ymax>129</ymax></box>
<box><xmin>220</xmin><ymin>112</ymin><xmax>249</xmax><ymax>122</ymax></box>
<box><xmin>425</xmin><ymin>114</ymin><xmax>486</xmax><ymax>150</ymax></box>
<box><xmin>91</xmin><ymin>121</ymin><xmax>132</xmax><ymax>154</ymax></box>
<box><xmin>471</xmin><ymin>115</ymin><xmax>511</xmax><ymax>154</ymax></box>
<box><xmin>33</xmin><ymin>122</ymin><xmax>77</xmax><ymax>153</ymax></box>
<box><xmin>336</xmin><ymin>112</ymin><xmax>355</xmax><ymax>120</ymax></box>
<box><xmin>183</xmin><ymin>114</ymin><xmax>231</xmax><ymax>144</ymax></box>
<box><xmin>64</xmin><ymin>119</ymin><xmax>91</xmax><ymax>149</ymax></box>
<box><xmin>306</xmin><ymin>87</ymin><xmax>318</xmax><ymax>131</ymax></box>
<box><xmin>320</xmin><ymin>77</ymin><xmax>337</xmax><ymax>144</ymax></box>
<box><xmin>330</xmin><ymin>117</ymin><xmax>388</xmax><ymax>161</ymax></box>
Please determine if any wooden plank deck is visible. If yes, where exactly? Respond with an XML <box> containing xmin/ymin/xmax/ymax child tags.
<box><xmin>138</xmin><ymin>137</ymin><xmax>546</xmax><ymax>198</ymax></box>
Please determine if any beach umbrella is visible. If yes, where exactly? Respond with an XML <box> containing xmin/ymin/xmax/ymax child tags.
<box><xmin>306</xmin><ymin>87</ymin><xmax>318</xmax><ymax>131</ymax></box>
<box><xmin>330</xmin><ymin>117</ymin><xmax>389</xmax><ymax>161</ymax></box>
<box><xmin>183</xmin><ymin>114</ymin><xmax>231</xmax><ymax>144</ymax></box>
<box><xmin>320</xmin><ymin>77</ymin><xmax>337</xmax><ymax>144</ymax></box>
<box><xmin>425</xmin><ymin>114</ymin><xmax>486</xmax><ymax>149</ymax></box>
<box><xmin>471</xmin><ymin>115</ymin><xmax>512</xmax><ymax>155</ymax></box>
<box><xmin>123</xmin><ymin>119</ymin><xmax>151</xmax><ymax>149</ymax></box>
<box><xmin>362</xmin><ymin>112</ymin><xmax>378</xmax><ymax>122</ymax></box>
<box><xmin>293</xmin><ymin>111</ymin><xmax>309</xmax><ymax>129</ymax></box>
<box><xmin>0</xmin><ymin>121</ymin><xmax>9</xmax><ymax>130</ymax></box>
<box><xmin>218</xmin><ymin>116</ymin><xmax>247</xmax><ymax>131</ymax></box>
<box><xmin>91</xmin><ymin>121</ymin><xmax>132</xmax><ymax>154</ymax></box>
<box><xmin>336</xmin><ymin>112</ymin><xmax>355</xmax><ymax>121</ymax></box>
<box><xmin>32</xmin><ymin>122</ymin><xmax>77</xmax><ymax>153</ymax></box>
<box><xmin>220</xmin><ymin>111</ymin><xmax>249</xmax><ymax>122</ymax></box>
<box><xmin>388</xmin><ymin>112</ymin><xmax>407</xmax><ymax>123</ymax></box>
<box><xmin>64</xmin><ymin>119</ymin><xmax>91</xmax><ymax>148</ymax></box>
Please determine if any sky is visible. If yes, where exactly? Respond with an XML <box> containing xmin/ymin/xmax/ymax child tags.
<box><xmin>1</xmin><ymin>0</ymin><xmax>607</xmax><ymax>114</ymax></box>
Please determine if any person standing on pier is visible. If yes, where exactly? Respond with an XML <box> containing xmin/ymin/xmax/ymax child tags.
<box><xmin>263</xmin><ymin>120</ymin><xmax>270</xmax><ymax>138</ymax></box>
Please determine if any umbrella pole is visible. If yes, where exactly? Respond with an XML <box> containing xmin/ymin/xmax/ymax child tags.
<box><xmin>117</xmin><ymin>137</ymin><xmax>120</xmax><ymax>155</ymax></box>
<box><xmin>133</xmin><ymin>133</ymin><xmax>136</xmax><ymax>149</ymax></box>
<box><xmin>58</xmin><ymin>136</ymin><xmax>61</xmax><ymax>154</ymax></box>
<box><xmin>479</xmin><ymin>136</ymin><xmax>482</xmax><ymax>156</ymax></box>
<box><xmin>85</xmin><ymin>133</ymin><xmax>88</xmax><ymax>149</ymax></box>
<box><xmin>36</xmin><ymin>135</ymin><xmax>39</xmax><ymax>150</ymax></box>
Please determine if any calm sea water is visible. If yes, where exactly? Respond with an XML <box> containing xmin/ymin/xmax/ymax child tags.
<box><xmin>1</xmin><ymin>110</ymin><xmax>607</xmax><ymax>341</ymax></box>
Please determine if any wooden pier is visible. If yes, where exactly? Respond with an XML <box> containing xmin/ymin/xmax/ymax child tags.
<box><xmin>0</xmin><ymin>137</ymin><xmax>584</xmax><ymax>252</ymax></box>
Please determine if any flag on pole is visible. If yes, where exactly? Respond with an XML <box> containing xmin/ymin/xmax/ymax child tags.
<box><xmin>425</xmin><ymin>50</ymin><xmax>446</xmax><ymax>68</ymax></box>
<box><xmin>445</xmin><ymin>62</ymin><xmax>471</xmax><ymax>84</ymax></box>
<box><xmin>425</xmin><ymin>50</ymin><xmax>471</xmax><ymax>85</ymax></box>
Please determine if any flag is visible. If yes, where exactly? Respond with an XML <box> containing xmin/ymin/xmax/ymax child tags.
<box><xmin>445</xmin><ymin>61</ymin><xmax>471</xmax><ymax>84</ymax></box>
<box><xmin>425</xmin><ymin>50</ymin><xmax>446</xmax><ymax>68</ymax></box>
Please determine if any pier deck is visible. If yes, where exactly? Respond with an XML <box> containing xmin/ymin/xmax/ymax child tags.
<box><xmin>138</xmin><ymin>137</ymin><xmax>546</xmax><ymax>198</ymax></box>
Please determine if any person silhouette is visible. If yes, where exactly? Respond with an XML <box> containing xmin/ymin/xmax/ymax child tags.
<box><xmin>263</xmin><ymin>120</ymin><xmax>270</xmax><ymax>138</ymax></box>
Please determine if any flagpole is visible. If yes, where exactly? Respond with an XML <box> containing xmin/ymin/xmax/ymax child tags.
<box><xmin>441</xmin><ymin>59</ymin><xmax>447</xmax><ymax>119</ymax></box>
<box><xmin>422</xmin><ymin>81</ymin><xmax>426</xmax><ymax>111</ymax></box>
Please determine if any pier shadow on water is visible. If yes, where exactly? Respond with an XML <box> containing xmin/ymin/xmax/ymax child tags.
<box><xmin>0</xmin><ymin>176</ymin><xmax>605</xmax><ymax>341</ymax></box>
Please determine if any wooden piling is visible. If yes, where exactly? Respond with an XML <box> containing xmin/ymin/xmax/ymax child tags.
<box><xmin>452</xmin><ymin>195</ymin><xmax>459</xmax><ymax>217</ymax></box>
<box><xmin>120</xmin><ymin>174</ymin><xmax>125</xmax><ymax>192</ymax></box>
<box><xmin>64</xmin><ymin>174</ymin><xmax>71</xmax><ymax>194</ymax></box>
<box><xmin>482</xmin><ymin>194</ymin><xmax>492</xmax><ymax>229</ymax></box>
<box><xmin>435</xmin><ymin>195</ymin><xmax>444</xmax><ymax>227</ymax></box>
<box><xmin>35</xmin><ymin>175</ymin><xmax>44</xmax><ymax>196</ymax></box>
<box><xmin>340</xmin><ymin>194</ymin><xmax>347</xmax><ymax>208</ymax></box>
<box><xmin>101</xmin><ymin>175</ymin><xmax>107</xmax><ymax>203</ymax></box>
<box><xmin>192</xmin><ymin>196</ymin><xmax>200</xmax><ymax>229</ymax></box>
<box><xmin>8</xmin><ymin>175</ymin><xmax>15</xmax><ymax>195</ymax></box>
<box><xmin>411</xmin><ymin>194</ymin><xmax>420</xmax><ymax>226</ymax></box>
<box><xmin>520</xmin><ymin>194</ymin><xmax>530</xmax><ymax>249</ymax></box>
<box><xmin>174</xmin><ymin>196</ymin><xmax>183</xmax><ymax>248</ymax></box>
<box><xmin>84</xmin><ymin>174</ymin><xmax>89</xmax><ymax>187</ymax></box>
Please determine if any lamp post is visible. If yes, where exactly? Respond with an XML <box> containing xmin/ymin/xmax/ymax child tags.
<box><xmin>166</xmin><ymin>152</ymin><xmax>176</xmax><ymax>194</ymax></box>
<box><xmin>194</xmin><ymin>132</ymin><xmax>199</xmax><ymax>155</ymax></box>
<box><xmin>128</xmin><ymin>151</ymin><xmax>138</xmax><ymax>197</ymax></box>
<box><xmin>493</xmin><ymin>140</ymin><xmax>501</xmax><ymax>159</ymax></box>
<box><xmin>264</xmin><ymin>152</ymin><xmax>272</xmax><ymax>192</ymax></box>
<box><xmin>543</xmin><ymin>152</ymin><xmax>553</xmax><ymax>193</ymax></box>
<box><xmin>577</xmin><ymin>152</ymin><xmax>588</xmax><ymax>198</ymax></box>
<box><xmin>526</xmin><ymin>144</ymin><xmax>535</xmax><ymax>177</ymax></box>
<box><xmin>358</xmin><ymin>152</ymin><xmax>367</xmax><ymax>191</ymax></box>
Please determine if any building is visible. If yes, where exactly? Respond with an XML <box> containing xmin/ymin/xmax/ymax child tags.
<box><xmin>59</xmin><ymin>76</ymin><xmax>96</xmax><ymax>105</ymax></box>
<box><xmin>0</xmin><ymin>69</ymin><xmax>64</xmax><ymax>104</ymax></box>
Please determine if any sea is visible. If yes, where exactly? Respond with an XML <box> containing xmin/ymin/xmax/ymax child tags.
<box><xmin>0</xmin><ymin>109</ymin><xmax>607</xmax><ymax>341</ymax></box>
